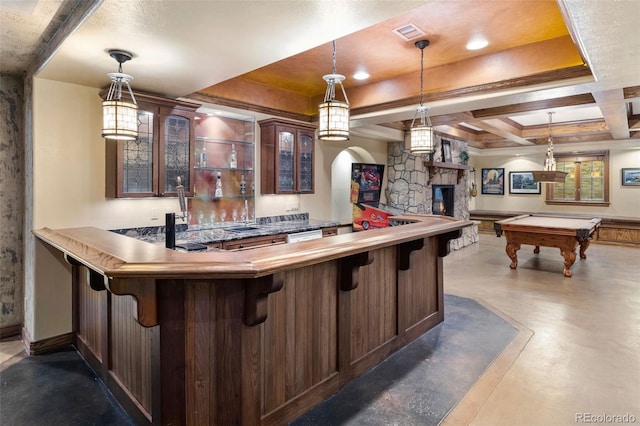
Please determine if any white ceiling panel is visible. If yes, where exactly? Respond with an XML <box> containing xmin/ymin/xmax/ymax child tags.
<box><xmin>509</xmin><ymin>106</ymin><xmax>603</xmax><ymax>126</ymax></box>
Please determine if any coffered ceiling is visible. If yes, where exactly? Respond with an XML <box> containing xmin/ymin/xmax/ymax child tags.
<box><xmin>2</xmin><ymin>0</ymin><xmax>639</xmax><ymax>151</ymax></box>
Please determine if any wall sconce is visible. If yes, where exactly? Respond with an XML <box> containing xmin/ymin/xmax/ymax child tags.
<box><xmin>410</xmin><ymin>40</ymin><xmax>435</xmax><ymax>154</ymax></box>
<box><xmin>101</xmin><ymin>49</ymin><xmax>138</xmax><ymax>140</ymax></box>
<box><xmin>318</xmin><ymin>40</ymin><xmax>349</xmax><ymax>141</ymax></box>
<box><xmin>531</xmin><ymin>112</ymin><xmax>568</xmax><ymax>183</ymax></box>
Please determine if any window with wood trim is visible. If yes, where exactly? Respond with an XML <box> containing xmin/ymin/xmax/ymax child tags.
<box><xmin>545</xmin><ymin>151</ymin><xmax>610</xmax><ymax>206</ymax></box>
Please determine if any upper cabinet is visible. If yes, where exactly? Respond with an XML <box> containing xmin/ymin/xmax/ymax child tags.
<box><xmin>105</xmin><ymin>93</ymin><xmax>198</xmax><ymax>198</ymax></box>
<box><xmin>259</xmin><ymin>119</ymin><xmax>316</xmax><ymax>194</ymax></box>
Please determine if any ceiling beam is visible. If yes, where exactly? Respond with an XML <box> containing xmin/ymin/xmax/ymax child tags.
<box><xmin>522</xmin><ymin>119</ymin><xmax>609</xmax><ymax>138</ymax></box>
<box><xmin>592</xmin><ymin>89</ymin><xmax>630</xmax><ymax>139</ymax></box>
<box><xmin>623</xmin><ymin>86</ymin><xmax>640</xmax><ymax>100</ymax></box>
<box><xmin>471</xmin><ymin>93</ymin><xmax>595</xmax><ymax>119</ymax></box>
<box><xmin>26</xmin><ymin>0</ymin><xmax>104</xmax><ymax>77</ymax></box>
<box><xmin>466</xmin><ymin>119</ymin><xmax>534</xmax><ymax>145</ymax></box>
<box><xmin>529</xmin><ymin>133</ymin><xmax>615</xmax><ymax>145</ymax></box>
<box><xmin>349</xmin><ymin>124</ymin><xmax>404</xmax><ymax>142</ymax></box>
<box><xmin>434</xmin><ymin>125</ymin><xmax>489</xmax><ymax>149</ymax></box>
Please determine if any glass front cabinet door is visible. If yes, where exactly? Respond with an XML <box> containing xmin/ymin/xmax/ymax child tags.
<box><xmin>159</xmin><ymin>109</ymin><xmax>195</xmax><ymax>196</ymax></box>
<box><xmin>277</xmin><ymin>129</ymin><xmax>295</xmax><ymax>192</ymax></box>
<box><xmin>105</xmin><ymin>93</ymin><xmax>197</xmax><ymax>198</ymax></box>
<box><xmin>259</xmin><ymin>118</ymin><xmax>316</xmax><ymax>194</ymax></box>
<box><xmin>297</xmin><ymin>130</ymin><xmax>314</xmax><ymax>193</ymax></box>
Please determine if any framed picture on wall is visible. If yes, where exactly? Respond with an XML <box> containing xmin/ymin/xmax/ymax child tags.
<box><xmin>509</xmin><ymin>171</ymin><xmax>541</xmax><ymax>194</ymax></box>
<box><xmin>621</xmin><ymin>168</ymin><xmax>640</xmax><ymax>186</ymax></box>
<box><xmin>441</xmin><ymin>140</ymin><xmax>452</xmax><ymax>163</ymax></box>
<box><xmin>481</xmin><ymin>168</ymin><xmax>504</xmax><ymax>195</ymax></box>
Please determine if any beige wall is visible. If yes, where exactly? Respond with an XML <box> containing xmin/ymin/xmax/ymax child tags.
<box><xmin>33</xmin><ymin>78</ymin><xmax>190</xmax><ymax>231</ymax></box>
<box><xmin>30</xmin><ymin>239</ymin><xmax>72</xmax><ymax>341</ymax></box>
<box><xmin>304</xmin><ymin>134</ymin><xmax>389</xmax><ymax>222</ymax></box>
<box><xmin>468</xmin><ymin>147</ymin><xmax>640</xmax><ymax>217</ymax></box>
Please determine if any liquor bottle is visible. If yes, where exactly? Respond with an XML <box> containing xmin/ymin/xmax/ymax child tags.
<box><xmin>214</xmin><ymin>171</ymin><xmax>223</xmax><ymax>198</ymax></box>
<box><xmin>199</xmin><ymin>147</ymin><xmax>207</xmax><ymax>167</ymax></box>
<box><xmin>239</xmin><ymin>174</ymin><xmax>246</xmax><ymax>195</ymax></box>
<box><xmin>229</xmin><ymin>144</ymin><xmax>237</xmax><ymax>169</ymax></box>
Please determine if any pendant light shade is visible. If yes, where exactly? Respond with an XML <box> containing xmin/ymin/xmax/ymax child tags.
<box><xmin>102</xmin><ymin>50</ymin><xmax>138</xmax><ymax>141</ymax></box>
<box><xmin>410</xmin><ymin>107</ymin><xmax>434</xmax><ymax>154</ymax></box>
<box><xmin>318</xmin><ymin>41</ymin><xmax>349</xmax><ymax>141</ymax></box>
<box><xmin>532</xmin><ymin>112</ymin><xmax>568</xmax><ymax>183</ymax></box>
<box><xmin>410</xmin><ymin>40</ymin><xmax>435</xmax><ymax>154</ymax></box>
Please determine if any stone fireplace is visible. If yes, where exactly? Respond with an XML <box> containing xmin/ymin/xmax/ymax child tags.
<box><xmin>385</xmin><ymin>138</ymin><xmax>478</xmax><ymax>249</ymax></box>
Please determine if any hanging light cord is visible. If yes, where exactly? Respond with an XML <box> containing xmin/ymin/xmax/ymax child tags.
<box><xmin>322</xmin><ymin>40</ymin><xmax>348</xmax><ymax>104</ymax></box>
<box><xmin>325</xmin><ymin>41</ymin><xmax>337</xmax><ymax>102</ymax></box>
<box><xmin>331</xmin><ymin>40</ymin><xmax>337</xmax><ymax>75</ymax></box>
<box><xmin>106</xmin><ymin>54</ymin><xmax>137</xmax><ymax>105</ymax></box>
<box><xmin>545</xmin><ymin>112</ymin><xmax>556</xmax><ymax>171</ymax></box>
<box><xmin>419</xmin><ymin>44</ymin><xmax>424</xmax><ymax>108</ymax></box>
<box><xmin>411</xmin><ymin>40</ymin><xmax>431</xmax><ymax>128</ymax></box>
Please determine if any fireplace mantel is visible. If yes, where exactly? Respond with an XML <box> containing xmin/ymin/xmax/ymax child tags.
<box><xmin>424</xmin><ymin>161</ymin><xmax>470</xmax><ymax>184</ymax></box>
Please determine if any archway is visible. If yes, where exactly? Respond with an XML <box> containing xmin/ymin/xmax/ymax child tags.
<box><xmin>330</xmin><ymin>147</ymin><xmax>377</xmax><ymax>225</ymax></box>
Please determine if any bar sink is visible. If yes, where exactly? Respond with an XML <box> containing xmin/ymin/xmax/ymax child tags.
<box><xmin>226</xmin><ymin>226</ymin><xmax>261</xmax><ymax>232</ymax></box>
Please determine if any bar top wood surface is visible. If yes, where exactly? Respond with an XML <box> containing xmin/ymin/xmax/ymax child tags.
<box><xmin>34</xmin><ymin>214</ymin><xmax>473</xmax><ymax>280</ymax></box>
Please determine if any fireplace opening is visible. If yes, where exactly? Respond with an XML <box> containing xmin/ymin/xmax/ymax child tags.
<box><xmin>432</xmin><ymin>185</ymin><xmax>454</xmax><ymax>217</ymax></box>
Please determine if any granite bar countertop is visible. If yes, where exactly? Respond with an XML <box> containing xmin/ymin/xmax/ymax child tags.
<box><xmin>110</xmin><ymin>213</ymin><xmax>341</xmax><ymax>250</ymax></box>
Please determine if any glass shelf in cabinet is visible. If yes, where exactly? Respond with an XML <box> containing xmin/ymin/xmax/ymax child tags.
<box><xmin>195</xmin><ymin>137</ymin><xmax>254</xmax><ymax>146</ymax></box>
<box><xmin>194</xmin><ymin>166</ymin><xmax>254</xmax><ymax>172</ymax></box>
<box><xmin>188</xmin><ymin>195</ymin><xmax>255</xmax><ymax>200</ymax></box>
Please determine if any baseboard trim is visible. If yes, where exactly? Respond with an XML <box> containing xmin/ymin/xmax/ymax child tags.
<box><xmin>0</xmin><ymin>324</ymin><xmax>22</xmax><ymax>340</ymax></box>
<box><xmin>23</xmin><ymin>330</ymin><xmax>74</xmax><ymax>356</ymax></box>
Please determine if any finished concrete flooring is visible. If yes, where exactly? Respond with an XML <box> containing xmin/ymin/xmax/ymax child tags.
<box><xmin>2</xmin><ymin>234</ymin><xmax>639</xmax><ymax>425</ymax></box>
<box><xmin>443</xmin><ymin>234</ymin><xmax>640</xmax><ymax>425</ymax></box>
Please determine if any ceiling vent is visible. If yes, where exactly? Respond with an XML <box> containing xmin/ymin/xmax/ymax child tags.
<box><xmin>392</xmin><ymin>23</ymin><xmax>426</xmax><ymax>41</ymax></box>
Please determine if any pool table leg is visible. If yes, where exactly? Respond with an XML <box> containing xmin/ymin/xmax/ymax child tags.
<box><xmin>579</xmin><ymin>238</ymin><xmax>591</xmax><ymax>259</ymax></box>
<box><xmin>560</xmin><ymin>249</ymin><xmax>577</xmax><ymax>277</ymax></box>
<box><xmin>533</xmin><ymin>245</ymin><xmax>540</xmax><ymax>254</ymax></box>
<box><xmin>506</xmin><ymin>243</ymin><xmax>520</xmax><ymax>270</ymax></box>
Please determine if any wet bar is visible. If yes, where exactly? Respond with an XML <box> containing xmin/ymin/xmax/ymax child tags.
<box><xmin>34</xmin><ymin>214</ymin><xmax>470</xmax><ymax>425</ymax></box>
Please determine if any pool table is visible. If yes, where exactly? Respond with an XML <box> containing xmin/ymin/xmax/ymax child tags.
<box><xmin>494</xmin><ymin>214</ymin><xmax>602</xmax><ymax>277</ymax></box>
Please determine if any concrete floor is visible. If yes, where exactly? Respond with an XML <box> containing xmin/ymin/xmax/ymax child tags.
<box><xmin>443</xmin><ymin>234</ymin><xmax>640</xmax><ymax>425</ymax></box>
<box><xmin>2</xmin><ymin>234</ymin><xmax>639</xmax><ymax>425</ymax></box>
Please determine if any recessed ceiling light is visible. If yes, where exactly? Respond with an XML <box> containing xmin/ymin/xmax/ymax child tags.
<box><xmin>466</xmin><ymin>37</ymin><xmax>488</xmax><ymax>51</ymax></box>
<box><xmin>353</xmin><ymin>71</ymin><xmax>369</xmax><ymax>80</ymax></box>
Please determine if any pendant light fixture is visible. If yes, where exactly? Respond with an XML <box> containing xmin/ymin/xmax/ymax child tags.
<box><xmin>318</xmin><ymin>40</ymin><xmax>349</xmax><ymax>141</ymax></box>
<box><xmin>410</xmin><ymin>39</ymin><xmax>435</xmax><ymax>154</ymax></box>
<box><xmin>531</xmin><ymin>112</ymin><xmax>568</xmax><ymax>183</ymax></box>
<box><xmin>102</xmin><ymin>49</ymin><xmax>138</xmax><ymax>140</ymax></box>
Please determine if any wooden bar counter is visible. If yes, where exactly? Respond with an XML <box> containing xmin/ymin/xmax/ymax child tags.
<box><xmin>34</xmin><ymin>214</ymin><xmax>471</xmax><ymax>425</ymax></box>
